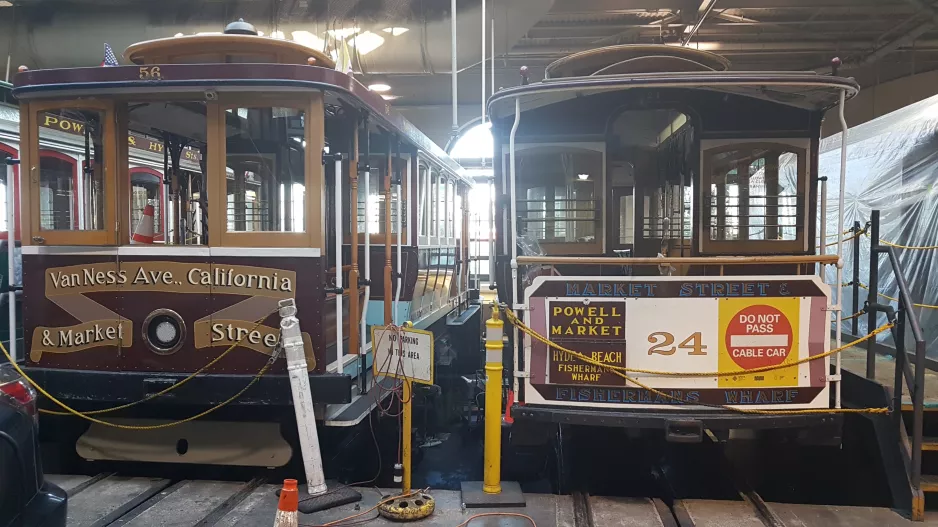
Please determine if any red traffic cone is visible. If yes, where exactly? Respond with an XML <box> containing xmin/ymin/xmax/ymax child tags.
<box><xmin>132</xmin><ymin>204</ymin><xmax>155</xmax><ymax>244</ymax></box>
<box><xmin>504</xmin><ymin>390</ymin><xmax>515</xmax><ymax>424</ymax></box>
<box><xmin>273</xmin><ymin>479</ymin><xmax>299</xmax><ymax>527</ymax></box>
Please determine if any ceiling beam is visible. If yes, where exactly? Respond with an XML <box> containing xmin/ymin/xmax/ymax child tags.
<box><xmin>854</xmin><ymin>21</ymin><xmax>936</xmax><ymax>67</ymax></box>
<box><xmin>681</xmin><ymin>0</ymin><xmax>718</xmax><ymax>45</ymax></box>
<box><xmin>592</xmin><ymin>12</ymin><xmax>681</xmax><ymax>45</ymax></box>
<box><xmin>820</xmin><ymin>0</ymin><xmax>938</xmax><ymax>71</ymax></box>
<box><xmin>905</xmin><ymin>0</ymin><xmax>938</xmax><ymax>26</ymax></box>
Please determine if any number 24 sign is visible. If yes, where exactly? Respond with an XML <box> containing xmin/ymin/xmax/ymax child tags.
<box><xmin>647</xmin><ymin>331</ymin><xmax>707</xmax><ymax>356</ymax></box>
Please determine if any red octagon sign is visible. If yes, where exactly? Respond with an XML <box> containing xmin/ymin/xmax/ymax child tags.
<box><xmin>725</xmin><ymin>305</ymin><xmax>793</xmax><ymax>370</ymax></box>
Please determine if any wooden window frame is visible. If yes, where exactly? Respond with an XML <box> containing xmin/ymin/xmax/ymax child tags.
<box><xmin>23</xmin><ymin>100</ymin><xmax>118</xmax><ymax>246</ymax></box>
<box><xmin>699</xmin><ymin>139</ymin><xmax>809</xmax><ymax>255</ymax></box>
<box><xmin>211</xmin><ymin>93</ymin><xmax>324</xmax><ymax>249</ymax></box>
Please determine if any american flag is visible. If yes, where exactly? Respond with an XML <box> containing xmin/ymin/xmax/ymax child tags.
<box><xmin>101</xmin><ymin>43</ymin><xmax>119</xmax><ymax>67</ymax></box>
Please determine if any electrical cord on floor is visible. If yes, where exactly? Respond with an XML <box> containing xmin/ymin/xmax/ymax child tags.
<box><xmin>456</xmin><ymin>512</ymin><xmax>538</xmax><ymax>527</ymax></box>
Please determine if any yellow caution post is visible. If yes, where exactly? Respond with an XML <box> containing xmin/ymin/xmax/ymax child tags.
<box><xmin>460</xmin><ymin>302</ymin><xmax>526</xmax><ymax>508</ymax></box>
<box><xmin>483</xmin><ymin>304</ymin><xmax>504</xmax><ymax>494</ymax></box>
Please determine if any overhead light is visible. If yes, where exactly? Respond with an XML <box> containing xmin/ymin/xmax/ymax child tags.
<box><xmin>270</xmin><ymin>30</ymin><xmax>285</xmax><ymax>39</ymax></box>
<box><xmin>382</xmin><ymin>27</ymin><xmax>409</xmax><ymax>36</ymax></box>
<box><xmin>292</xmin><ymin>30</ymin><xmax>326</xmax><ymax>50</ymax></box>
<box><xmin>381</xmin><ymin>94</ymin><xmax>400</xmax><ymax>101</ymax></box>
<box><xmin>577</xmin><ymin>174</ymin><xmax>589</xmax><ymax>181</ymax></box>
<box><xmin>328</xmin><ymin>27</ymin><xmax>361</xmax><ymax>39</ymax></box>
<box><xmin>0</xmin><ymin>1</ymin><xmax>13</xmax><ymax>6</ymax></box>
<box><xmin>174</xmin><ymin>32</ymin><xmax>184</xmax><ymax>37</ymax></box>
<box><xmin>368</xmin><ymin>83</ymin><xmax>391</xmax><ymax>92</ymax></box>
<box><xmin>349</xmin><ymin>31</ymin><xmax>385</xmax><ymax>55</ymax></box>
<box><xmin>196</xmin><ymin>32</ymin><xmax>223</xmax><ymax>36</ymax></box>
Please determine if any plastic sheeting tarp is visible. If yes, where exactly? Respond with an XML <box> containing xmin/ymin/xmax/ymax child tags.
<box><xmin>819</xmin><ymin>93</ymin><xmax>938</xmax><ymax>356</ymax></box>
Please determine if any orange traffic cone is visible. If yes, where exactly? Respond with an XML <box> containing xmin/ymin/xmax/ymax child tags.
<box><xmin>273</xmin><ymin>479</ymin><xmax>299</xmax><ymax>527</ymax></box>
<box><xmin>132</xmin><ymin>204</ymin><xmax>155</xmax><ymax>244</ymax></box>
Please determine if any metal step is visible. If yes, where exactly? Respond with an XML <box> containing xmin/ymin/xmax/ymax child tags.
<box><xmin>921</xmin><ymin>437</ymin><xmax>938</xmax><ymax>451</ymax></box>
<box><xmin>919</xmin><ymin>474</ymin><xmax>938</xmax><ymax>493</ymax></box>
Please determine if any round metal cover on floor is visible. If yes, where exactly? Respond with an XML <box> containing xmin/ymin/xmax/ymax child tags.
<box><xmin>377</xmin><ymin>492</ymin><xmax>435</xmax><ymax>521</ymax></box>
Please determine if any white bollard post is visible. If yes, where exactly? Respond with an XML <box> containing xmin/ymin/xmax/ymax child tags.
<box><xmin>6</xmin><ymin>159</ymin><xmax>17</xmax><ymax>364</ymax></box>
<box><xmin>279</xmin><ymin>298</ymin><xmax>327</xmax><ymax>496</ymax></box>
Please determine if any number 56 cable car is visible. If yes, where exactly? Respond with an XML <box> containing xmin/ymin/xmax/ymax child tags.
<box><xmin>7</xmin><ymin>20</ymin><xmax>474</xmax><ymax>468</ymax></box>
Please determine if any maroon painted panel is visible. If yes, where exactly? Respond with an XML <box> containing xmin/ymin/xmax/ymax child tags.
<box><xmin>24</xmin><ymin>253</ymin><xmax>327</xmax><ymax>374</ymax></box>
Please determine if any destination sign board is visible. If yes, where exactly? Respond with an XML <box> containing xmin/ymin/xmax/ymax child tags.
<box><xmin>523</xmin><ymin>276</ymin><xmax>830</xmax><ymax>410</ymax></box>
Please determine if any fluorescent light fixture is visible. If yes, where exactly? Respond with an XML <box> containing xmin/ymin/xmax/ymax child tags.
<box><xmin>174</xmin><ymin>32</ymin><xmax>185</xmax><ymax>37</ymax></box>
<box><xmin>270</xmin><ymin>30</ymin><xmax>285</xmax><ymax>39</ymax></box>
<box><xmin>381</xmin><ymin>94</ymin><xmax>400</xmax><ymax>101</ymax></box>
<box><xmin>292</xmin><ymin>30</ymin><xmax>326</xmax><ymax>50</ymax></box>
<box><xmin>577</xmin><ymin>174</ymin><xmax>589</xmax><ymax>181</ymax></box>
<box><xmin>196</xmin><ymin>32</ymin><xmax>223</xmax><ymax>36</ymax></box>
<box><xmin>349</xmin><ymin>31</ymin><xmax>384</xmax><ymax>55</ymax></box>
<box><xmin>368</xmin><ymin>83</ymin><xmax>391</xmax><ymax>92</ymax></box>
<box><xmin>382</xmin><ymin>27</ymin><xmax>409</xmax><ymax>36</ymax></box>
<box><xmin>0</xmin><ymin>1</ymin><xmax>13</xmax><ymax>6</ymax></box>
<box><xmin>328</xmin><ymin>27</ymin><xmax>361</xmax><ymax>39</ymax></box>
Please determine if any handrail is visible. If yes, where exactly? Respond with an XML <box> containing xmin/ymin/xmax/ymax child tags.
<box><xmin>866</xmin><ymin>208</ymin><xmax>927</xmax><ymax>502</ymax></box>
<box><xmin>516</xmin><ymin>254</ymin><xmax>838</xmax><ymax>266</ymax></box>
<box><xmin>883</xmin><ymin>244</ymin><xmax>927</xmax><ymax>491</ymax></box>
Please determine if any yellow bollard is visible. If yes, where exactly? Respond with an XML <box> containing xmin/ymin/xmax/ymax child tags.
<box><xmin>483</xmin><ymin>303</ymin><xmax>504</xmax><ymax>494</ymax></box>
<box><xmin>402</xmin><ymin>377</ymin><xmax>412</xmax><ymax>494</ymax></box>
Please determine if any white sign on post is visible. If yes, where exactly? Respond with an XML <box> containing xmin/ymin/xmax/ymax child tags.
<box><xmin>371</xmin><ymin>326</ymin><xmax>435</xmax><ymax>385</ymax></box>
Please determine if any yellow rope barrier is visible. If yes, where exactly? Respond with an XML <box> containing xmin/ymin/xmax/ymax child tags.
<box><xmin>841</xmin><ymin>310</ymin><xmax>866</xmax><ymax>321</ymax></box>
<box><xmin>36</xmin><ymin>309</ymin><xmax>278</xmax><ymax>417</ymax></box>
<box><xmin>0</xmin><ymin>311</ymin><xmax>281</xmax><ymax>430</ymax></box>
<box><xmin>879</xmin><ymin>239</ymin><xmax>938</xmax><ymax>250</ymax></box>
<box><xmin>854</xmin><ymin>282</ymin><xmax>938</xmax><ymax>310</ymax></box>
<box><xmin>504</xmin><ymin>308</ymin><xmax>891</xmax><ymax>415</ymax></box>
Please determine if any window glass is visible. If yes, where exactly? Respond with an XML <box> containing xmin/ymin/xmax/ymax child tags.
<box><xmin>619</xmin><ymin>194</ymin><xmax>634</xmax><ymax>245</ymax></box>
<box><xmin>418</xmin><ymin>164</ymin><xmax>429</xmax><ymax>237</ymax></box>
<box><xmin>356</xmin><ymin>160</ymin><xmax>382</xmax><ymax>233</ymax></box>
<box><xmin>226</xmin><ymin>107</ymin><xmax>305</xmax><ymax>233</ymax></box>
<box><xmin>515</xmin><ymin>147</ymin><xmax>602</xmax><ymax>244</ymax></box>
<box><xmin>391</xmin><ymin>157</ymin><xmax>404</xmax><ymax>235</ymax></box>
<box><xmin>642</xmin><ymin>184</ymin><xmax>689</xmax><ymax>239</ymax></box>
<box><xmin>130</xmin><ymin>169</ymin><xmax>163</xmax><ymax>239</ymax></box>
<box><xmin>437</xmin><ymin>174</ymin><xmax>446</xmax><ymax>238</ymax></box>
<box><xmin>706</xmin><ymin>147</ymin><xmax>800</xmax><ymax>241</ymax></box>
<box><xmin>455</xmin><ymin>187</ymin><xmax>463</xmax><ymax>241</ymax></box>
<box><xmin>38</xmin><ymin>109</ymin><xmax>105</xmax><ymax>231</ymax></box>
<box><xmin>126</xmin><ymin>101</ymin><xmax>208</xmax><ymax>245</ymax></box>
<box><xmin>430</xmin><ymin>170</ymin><xmax>439</xmax><ymax>239</ymax></box>
<box><xmin>447</xmin><ymin>180</ymin><xmax>456</xmax><ymax>238</ymax></box>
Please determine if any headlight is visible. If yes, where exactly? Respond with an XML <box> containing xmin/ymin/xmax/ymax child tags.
<box><xmin>142</xmin><ymin>309</ymin><xmax>186</xmax><ymax>355</ymax></box>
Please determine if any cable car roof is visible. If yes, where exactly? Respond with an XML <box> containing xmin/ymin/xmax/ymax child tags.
<box><xmin>488</xmin><ymin>71</ymin><xmax>860</xmax><ymax>120</ymax></box>
<box><xmin>12</xmin><ymin>63</ymin><xmax>468</xmax><ymax>183</ymax></box>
